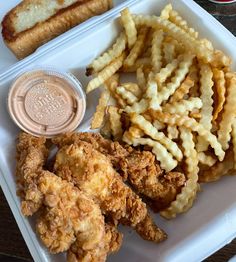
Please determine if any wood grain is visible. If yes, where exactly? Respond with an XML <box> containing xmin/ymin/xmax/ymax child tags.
<box><xmin>0</xmin><ymin>0</ymin><xmax>236</xmax><ymax>261</ymax></box>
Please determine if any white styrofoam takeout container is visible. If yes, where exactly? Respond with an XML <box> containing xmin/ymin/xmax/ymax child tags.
<box><xmin>0</xmin><ymin>0</ymin><xmax>236</xmax><ymax>261</ymax></box>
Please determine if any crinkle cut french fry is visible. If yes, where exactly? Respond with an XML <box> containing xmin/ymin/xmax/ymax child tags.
<box><xmin>169</xmin><ymin>10</ymin><xmax>198</xmax><ymax>39</ymax></box>
<box><xmin>218</xmin><ymin>73</ymin><xmax>236</xmax><ymax>150</ymax></box>
<box><xmin>167</xmin><ymin>126</ymin><xmax>179</xmax><ymax>140</ymax></box>
<box><xmin>169</xmin><ymin>76</ymin><xmax>194</xmax><ymax>104</ymax></box>
<box><xmin>87</xmin><ymin>53</ymin><xmax>126</xmax><ymax>93</ymax></box>
<box><xmin>163</xmin><ymin>97</ymin><xmax>202</xmax><ymax>115</ymax></box>
<box><xmin>151</xmin><ymin>30</ymin><xmax>164</xmax><ymax>73</ymax></box>
<box><xmin>137</xmin><ymin>66</ymin><xmax>146</xmax><ymax>91</ymax></box>
<box><xmin>121</xmin><ymin>8</ymin><xmax>137</xmax><ymax>49</ymax></box>
<box><xmin>188</xmin><ymin>63</ymin><xmax>199</xmax><ymax>97</ymax></box>
<box><xmin>129</xmin><ymin>125</ymin><xmax>144</xmax><ymax>138</ymax></box>
<box><xmin>161</xmin><ymin>127</ymin><xmax>199</xmax><ymax>219</ymax></box>
<box><xmin>116</xmin><ymin>86</ymin><xmax>138</xmax><ymax>105</ymax></box>
<box><xmin>153</xmin><ymin>120</ymin><xmax>165</xmax><ymax>130</ymax></box>
<box><xmin>145</xmin><ymin>78</ymin><xmax>160</xmax><ymax>110</ymax></box>
<box><xmin>130</xmin><ymin>113</ymin><xmax>183</xmax><ymax>161</ymax></box>
<box><xmin>105</xmin><ymin>74</ymin><xmax>127</xmax><ymax>108</ymax></box>
<box><xmin>211</xmin><ymin>50</ymin><xmax>231</xmax><ymax>68</ymax></box>
<box><xmin>199</xmin><ymin>150</ymin><xmax>234</xmax><ymax>183</ymax></box>
<box><xmin>132</xmin><ymin>14</ymin><xmax>213</xmax><ymax>64</ymax></box>
<box><xmin>160</xmin><ymin>3</ymin><xmax>172</xmax><ymax>19</ymax></box>
<box><xmin>198</xmin><ymin>152</ymin><xmax>216</xmax><ymax>167</ymax></box>
<box><xmin>197</xmin><ymin>63</ymin><xmax>214</xmax><ymax>152</ymax></box>
<box><xmin>124</xmin><ymin>136</ymin><xmax>177</xmax><ymax>172</ymax></box>
<box><xmin>124</xmin><ymin>27</ymin><xmax>149</xmax><ymax>68</ymax></box>
<box><xmin>156</xmin><ymin>54</ymin><xmax>194</xmax><ymax>105</ymax></box>
<box><xmin>121</xmin><ymin>57</ymin><xmax>151</xmax><ymax>73</ymax></box>
<box><xmin>149</xmin><ymin>111</ymin><xmax>225</xmax><ymax>161</ymax></box>
<box><xmin>91</xmin><ymin>89</ymin><xmax>110</xmax><ymax>129</ymax></box>
<box><xmin>125</xmin><ymin>98</ymin><xmax>149</xmax><ymax>114</ymax></box>
<box><xmin>163</xmin><ymin>42</ymin><xmax>175</xmax><ymax>65</ymax></box>
<box><xmin>86</xmin><ymin>32</ymin><xmax>126</xmax><ymax>76</ymax></box>
<box><xmin>212</xmin><ymin>68</ymin><xmax>226</xmax><ymax>122</ymax></box>
<box><xmin>108</xmin><ymin>106</ymin><xmax>123</xmax><ymax>141</ymax></box>
<box><xmin>155</xmin><ymin>57</ymin><xmax>179</xmax><ymax>87</ymax></box>
<box><xmin>122</xmin><ymin>82</ymin><xmax>142</xmax><ymax>98</ymax></box>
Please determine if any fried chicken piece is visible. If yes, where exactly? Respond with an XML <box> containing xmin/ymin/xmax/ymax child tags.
<box><xmin>53</xmin><ymin>132</ymin><xmax>186</xmax><ymax>211</ymax></box>
<box><xmin>54</xmin><ymin>141</ymin><xmax>167</xmax><ymax>243</ymax></box>
<box><xmin>16</xmin><ymin>132</ymin><xmax>48</xmax><ymax>216</ymax></box>
<box><xmin>36</xmin><ymin>171</ymin><xmax>120</xmax><ymax>261</ymax></box>
<box><xmin>52</xmin><ymin>132</ymin><xmax>131</xmax><ymax>171</ymax></box>
<box><xmin>119</xmin><ymin>151</ymin><xmax>186</xmax><ymax>211</ymax></box>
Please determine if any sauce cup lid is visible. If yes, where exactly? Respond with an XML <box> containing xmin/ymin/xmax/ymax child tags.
<box><xmin>8</xmin><ymin>67</ymin><xmax>86</xmax><ymax>138</ymax></box>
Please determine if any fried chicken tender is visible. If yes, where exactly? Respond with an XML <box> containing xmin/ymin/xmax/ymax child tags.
<box><xmin>53</xmin><ymin>132</ymin><xmax>186</xmax><ymax>211</ymax></box>
<box><xmin>119</xmin><ymin>150</ymin><xmax>186</xmax><ymax>211</ymax></box>
<box><xmin>36</xmin><ymin>171</ymin><xmax>121</xmax><ymax>261</ymax></box>
<box><xmin>16</xmin><ymin>132</ymin><xmax>48</xmax><ymax>216</ymax></box>
<box><xmin>54</xmin><ymin>141</ymin><xmax>167</xmax><ymax>243</ymax></box>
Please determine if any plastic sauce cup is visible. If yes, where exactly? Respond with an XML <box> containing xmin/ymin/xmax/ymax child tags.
<box><xmin>8</xmin><ymin>68</ymin><xmax>86</xmax><ymax>138</ymax></box>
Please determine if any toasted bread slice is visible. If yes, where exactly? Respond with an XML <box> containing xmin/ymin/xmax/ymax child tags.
<box><xmin>2</xmin><ymin>0</ymin><xmax>112</xmax><ymax>59</ymax></box>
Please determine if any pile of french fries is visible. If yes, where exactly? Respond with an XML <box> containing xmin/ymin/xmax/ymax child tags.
<box><xmin>85</xmin><ymin>4</ymin><xmax>236</xmax><ymax>219</ymax></box>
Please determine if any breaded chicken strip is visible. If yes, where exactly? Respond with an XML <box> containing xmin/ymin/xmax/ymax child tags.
<box><xmin>54</xmin><ymin>141</ymin><xmax>167</xmax><ymax>243</ymax></box>
<box><xmin>36</xmin><ymin>171</ymin><xmax>121</xmax><ymax>261</ymax></box>
<box><xmin>53</xmin><ymin>132</ymin><xmax>185</xmax><ymax>211</ymax></box>
<box><xmin>16</xmin><ymin>132</ymin><xmax>48</xmax><ymax>216</ymax></box>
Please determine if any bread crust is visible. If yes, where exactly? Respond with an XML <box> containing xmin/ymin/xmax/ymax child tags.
<box><xmin>2</xmin><ymin>0</ymin><xmax>112</xmax><ymax>59</ymax></box>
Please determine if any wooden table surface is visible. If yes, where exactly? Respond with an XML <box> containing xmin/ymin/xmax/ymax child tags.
<box><xmin>0</xmin><ymin>0</ymin><xmax>236</xmax><ymax>261</ymax></box>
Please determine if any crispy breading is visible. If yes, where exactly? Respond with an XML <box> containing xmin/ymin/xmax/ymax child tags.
<box><xmin>54</xmin><ymin>141</ymin><xmax>167</xmax><ymax>242</ymax></box>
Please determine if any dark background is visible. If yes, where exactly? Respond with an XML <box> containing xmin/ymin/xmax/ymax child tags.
<box><xmin>1</xmin><ymin>0</ymin><xmax>236</xmax><ymax>261</ymax></box>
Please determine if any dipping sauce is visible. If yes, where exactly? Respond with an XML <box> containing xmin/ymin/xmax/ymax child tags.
<box><xmin>8</xmin><ymin>69</ymin><xmax>86</xmax><ymax>137</ymax></box>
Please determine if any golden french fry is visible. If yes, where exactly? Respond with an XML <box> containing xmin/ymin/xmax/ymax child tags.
<box><xmin>145</xmin><ymin>76</ymin><xmax>160</xmax><ymax>110</ymax></box>
<box><xmin>86</xmin><ymin>32</ymin><xmax>126</xmax><ymax>75</ymax></box>
<box><xmin>87</xmin><ymin>53</ymin><xmax>126</xmax><ymax>93</ymax></box>
<box><xmin>121</xmin><ymin>8</ymin><xmax>137</xmax><ymax>49</ymax></box>
<box><xmin>218</xmin><ymin>73</ymin><xmax>236</xmax><ymax>150</ymax></box>
<box><xmin>121</xmin><ymin>57</ymin><xmax>151</xmax><ymax>72</ymax></box>
<box><xmin>169</xmin><ymin>9</ymin><xmax>198</xmax><ymax>39</ymax></box>
<box><xmin>108</xmin><ymin>106</ymin><xmax>123</xmax><ymax>141</ymax></box>
<box><xmin>161</xmin><ymin>127</ymin><xmax>199</xmax><ymax>219</ymax></box>
<box><xmin>151</xmin><ymin>30</ymin><xmax>164</xmax><ymax>72</ymax></box>
<box><xmin>164</xmin><ymin>97</ymin><xmax>202</xmax><ymax>115</ymax></box>
<box><xmin>153</xmin><ymin>119</ymin><xmax>165</xmax><ymax>130</ymax></box>
<box><xmin>105</xmin><ymin>74</ymin><xmax>127</xmax><ymax>108</ymax></box>
<box><xmin>163</xmin><ymin>41</ymin><xmax>175</xmax><ymax>64</ymax></box>
<box><xmin>124</xmin><ymin>136</ymin><xmax>178</xmax><ymax>172</ymax></box>
<box><xmin>129</xmin><ymin>125</ymin><xmax>144</xmax><ymax>138</ymax></box>
<box><xmin>198</xmin><ymin>152</ymin><xmax>216</xmax><ymax>167</ymax></box>
<box><xmin>155</xmin><ymin>57</ymin><xmax>179</xmax><ymax>87</ymax></box>
<box><xmin>125</xmin><ymin>98</ymin><xmax>149</xmax><ymax>114</ymax></box>
<box><xmin>122</xmin><ymin>82</ymin><xmax>142</xmax><ymax>98</ymax></box>
<box><xmin>197</xmin><ymin>63</ymin><xmax>214</xmax><ymax>152</ymax></box>
<box><xmin>212</xmin><ymin>68</ymin><xmax>226</xmax><ymax>122</ymax></box>
<box><xmin>130</xmin><ymin>113</ymin><xmax>183</xmax><ymax>161</ymax></box>
<box><xmin>156</xmin><ymin>54</ymin><xmax>194</xmax><ymax>105</ymax></box>
<box><xmin>211</xmin><ymin>50</ymin><xmax>231</xmax><ymax>68</ymax></box>
<box><xmin>91</xmin><ymin>89</ymin><xmax>110</xmax><ymax>129</ymax></box>
<box><xmin>116</xmin><ymin>86</ymin><xmax>138</xmax><ymax>105</ymax></box>
<box><xmin>169</xmin><ymin>76</ymin><xmax>194</xmax><ymax>104</ymax></box>
<box><xmin>199</xmin><ymin>150</ymin><xmax>234</xmax><ymax>183</ymax></box>
<box><xmin>124</xmin><ymin>27</ymin><xmax>149</xmax><ymax>68</ymax></box>
<box><xmin>149</xmin><ymin>111</ymin><xmax>225</xmax><ymax>161</ymax></box>
<box><xmin>188</xmin><ymin>63</ymin><xmax>199</xmax><ymax>97</ymax></box>
<box><xmin>160</xmin><ymin>3</ymin><xmax>172</xmax><ymax>19</ymax></box>
<box><xmin>132</xmin><ymin>14</ymin><xmax>214</xmax><ymax>64</ymax></box>
<box><xmin>167</xmin><ymin>126</ymin><xmax>179</xmax><ymax>140</ymax></box>
<box><xmin>136</xmin><ymin>66</ymin><xmax>146</xmax><ymax>91</ymax></box>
